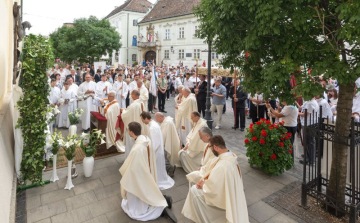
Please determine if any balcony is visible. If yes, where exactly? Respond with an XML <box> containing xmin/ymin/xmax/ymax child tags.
<box><xmin>137</xmin><ymin>41</ymin><xmax>158</xmax><ymax>48</ymax></box>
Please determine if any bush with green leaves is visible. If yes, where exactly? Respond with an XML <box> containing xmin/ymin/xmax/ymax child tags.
<box><xmin>245</xmin><ymin>119</ymin><xmax>293</xmax><ymax>175</ymax></box>
<box><xmin>16</xmin><ymin>34</ymin><xmax>54</xmax><ymax>184</ymax></box>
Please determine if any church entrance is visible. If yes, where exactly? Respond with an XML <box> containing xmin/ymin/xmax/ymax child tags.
<box><xmin>145</xmin><ymin>51</ymin><xmax>156</xmax><ymax>64</ymax></box>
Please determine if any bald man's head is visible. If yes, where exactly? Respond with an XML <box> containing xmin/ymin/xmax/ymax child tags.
<box><xmin>154</xmin><ymin>112</ymin><xmax>165</xmax><ymax>123</ymax></box>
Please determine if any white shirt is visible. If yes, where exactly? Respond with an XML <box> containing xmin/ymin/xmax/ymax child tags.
<box><xmin>184</xmin><ymin>78</ymin><xmax>194</xmax><ymax>89</ymax></box>
<box><xmin>280</xmin><ymin>105</ymin><xmax>298</xmax><ymax>127</ymax></box>
<box><xmin>300</xmin><ymin>99</ymin><xmax>319</xmax><ymax>126</ymax></box>
<box><xmin>249</xmin><ymin>93</ymin><xmax>265</xmax><ymax>106</ymax></box>
<box><xmin>316</xmin><ymin>98</ymin><xmax>333</xmax><ymax>119</ymax></box>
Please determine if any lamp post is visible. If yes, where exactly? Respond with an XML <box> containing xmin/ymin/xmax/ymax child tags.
<box><xmin>204</xmin><ymin>41</ymin><xmax>213</xmax><ymax>129</ymax></box>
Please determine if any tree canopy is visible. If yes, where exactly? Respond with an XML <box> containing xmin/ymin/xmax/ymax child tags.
<box><xmin>50</xmin><ymin>16</ymin><xmax>121</xmax><ymax>63</ymax></box>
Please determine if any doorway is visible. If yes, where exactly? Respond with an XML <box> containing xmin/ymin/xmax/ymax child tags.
<box><xmin>145</xmin><ymin>51</ymin><xmax>156</xmax><ymax>65</ymax></box>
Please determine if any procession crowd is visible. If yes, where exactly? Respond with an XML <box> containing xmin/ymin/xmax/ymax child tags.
<box><xmin>46</xmin><ymin>60</ymin><xmax>360</xmax><ymax>223</ymax></box>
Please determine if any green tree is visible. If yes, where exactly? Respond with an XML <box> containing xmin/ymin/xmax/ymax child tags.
<box><xmin>195</xmin><ymin>0</ymin><xmax>360</xmax><ymax>216</ymax></box>
<box><xmin>50</xmin><ymin>16</ymin><xmax>121</xmax><ymax>63</ymax></box>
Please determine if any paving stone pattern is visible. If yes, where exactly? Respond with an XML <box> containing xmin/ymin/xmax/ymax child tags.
<box><xmin>21</xmin><ymin>96</ymin><xmax>309</xmax><ymax>223</ymax></box>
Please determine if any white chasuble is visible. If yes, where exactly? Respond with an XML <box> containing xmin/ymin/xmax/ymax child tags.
<box><xmin>120</xmin><ymin>135</ymin><xmax>167</xmax><ymax>221</ymax></box>
<box><xmin>104</xmin><ymin>101</ymin><xmax>125</xmax><ymax>152</ymax></box>
<box><xmin>176</xmin><ymin>93</ymin><xmax>198</xmax><ymax>145</ymax></box>
<box><xmin>148</xmin><ymin>120</ymin><xmax>174</xmax><ymax>190</ymax></box>
<box><xmin>57</xmin><ymin>89</ymin><xmax>75</xmax><ymax>128</ymax></box>
<box><xmin>139</xmin><ymin>85</ymin><xmax>149</xmax><ymax>112</ymax></box>
<box><xmin>182</xmin><ymin>152</ymin><xmax>249</xmax><ymax>223</ymax></box>
<box><xmin>69</xmin><ymin>84</ymin><xmax>78</xmax><ymax>109</ymax></box>
<box><xmin>48</xmin><ymin>86</ymin><xmax>60</xmax><ymax>105</ymax></box>
<box><xmin>160</xmin><ymin>116</ymin><xmax>182</xmax><ymax>167</ymax></box>
<box><xmin>113</xmin><ymin>80</ymin><xmax>128</xmax><ymax>108</ymax></box>
<box><xmin>77</xmin><ymin>81</ymin><xmax>97</xmax><ymax>130</ymax></box>
<box><xmin>96</xmin><ymin>81</ymin><xmax>112</xmax><ymax>99</ymax></box>
<box><xmin>121</xmin><ymin>99</ymin><xmax>150</xmax><ymax>157</ymax></box>
<box><xmin>178</xmin><ymin>118</ymin><xmax>208</xmax><ymax>173</ymax></box>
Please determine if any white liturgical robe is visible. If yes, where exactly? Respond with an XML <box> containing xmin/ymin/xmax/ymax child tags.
<box><xmin>57</xmin><ymin>88</ymin><xmax>75</xmax><ymax>128</ymax></box>
<box><xmin>113</xmin><ymin>80</ymin><xmax>128</xmax><ymax>108</ymax></box>
<box><xmin>148</xmin><ymin>120</ymin><xmax>174</xmax><ymax>190</ymax></box>
<box><xmin>121</xmin><ymin>99</ymin><xmax>150</xmax><ymax>157</ymax></box>
<box><xmin>96</xmin><ymin>81</ymin><xmax>112</xmax><ymax>99</ymax></box>
<box><xmin>77</xmin><ymin>81</ymin><xmax>97</xmax><ymax>130</ymax></box>
<box><xmin>182</xmin><ymin>151</ymin><xmax>249</xmax><ymax>223</ymax></box>
<box><xmin>120</xmin><ymin>135</ymin><xmax>167</xmax><ymax>221</ymax></box>
<box><xmin>179</xmin><ymin>118</ymin><xmax>208</xmax><ymax>173</ymax></box>
<box><xmin>103</xmin><ymin>100</ymin><xmax>125</xmax><ymax>152</ymax></box>
<box><xmin>176</xmin><ymin>93</ymin><xmax>198</xmax><ymax>145</ymax></box>
<box><xmin>69</xmin><ymin>84</ymin><xmax>78</xmax><ymax>109</ymax></box>
<box><xmin>160</xmin><ymin>116</ymin><xmax>182</xmax><ymax>167</ymax></box>
<box><xmin>138</xmin><ymin>85</ymin><xmax>149</xmax><ymax>112</ymax></box>
<box><xmin>48</xmin><ymin>86</ymin><xmax>60</xmax><ymax>105</ymax></box>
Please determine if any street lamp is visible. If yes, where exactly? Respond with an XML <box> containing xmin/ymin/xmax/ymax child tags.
<box><xmin>204</xmin><ymin>41</ymin><xmax>213</xmax><ymax>129</ymax></box>
<box><xmin>170</xmin><ymin>46</ymin><xmax>174</xmax><ymax>54</ymax></box>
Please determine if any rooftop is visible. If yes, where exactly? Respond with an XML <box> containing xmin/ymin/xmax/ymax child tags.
<box><xmin>104</xmin><ymin>0</ymin><xmax>153</xmax><ymax>19</ymax></box>
<box><xmin>139</xmin><ymin>0</ymin><xmax>201</xmax><ymax>24</ymax></box>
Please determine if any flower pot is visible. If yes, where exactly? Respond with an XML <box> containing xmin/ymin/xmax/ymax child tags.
<box><xmin>50</xmin><ymin>154</ymin><xmax>59</xmax><ymax>182</ymax></box>
<box><xmin>69</xmin><ymin>125</ymin><xmax>77</xmax><ymax>137</ymax></box>
<box><xmin>64</xmin><ymin>160</ymin><xmax>74</xmax><ymax>190</ymax></box>
<box><xmin>83</xmin><ymin>156</ymin><xmax>94</xmax><ymax>177</ymax></box>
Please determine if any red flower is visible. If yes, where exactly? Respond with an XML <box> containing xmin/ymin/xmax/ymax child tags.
<box><xmin>265</xmin><ymin>120</ymin><xmax>271</xmax><ymax>124</ymax></box>
<box><xmin>285</xmin><ymin>136</ymin><xmax>289</xmax><ymax>140</ymax></box>
<box><xmin>274</xmin><ymin>125</ymin><xmax>279</xmax><ymax>129</ymax></box>
<box><xmin>261</xmin><ymin>131</ymin><xmax>267</xmax><ymax>137</ymax></box>
<box><xmin>250</xmin><ymin>123</ymin><xmax>254</xmax><ymax>128</ymax></box>
<box><xmin>259</xmin><ymin>139</ymin><xmax>266</xmax><ymax>144</ymax></box>
<box><xmin>280</xmin><ymin>137</ymin><xmax>284</xmax><ymax>141</ymax></box>
<box><xmin>260</xmin><ymin>118</ymin><xmax>266</xmax><ymax>122</ymax></box>
<box><xmin>259</xmin><ymin>152</ymin><xmax>264</xmax><ymax>156</ymax></box>
<box><xmin>256</xmin><ymin>121</ymin><xmax>262</xmax><ymax>125</ymax></box>
<box><xmin>268</xmin><ymin>127</ymin><xmax>273</xmax><ymax>130</ymax></box>
<box><xmin>252</xmin><ymin>137</ymin><xmax>258</xmax><ymax>141</ymax></box>
<box><xmin>289</xmin><ymin>145</ymin><xmax>293</xmax><ymax>148</ymax></box>
<box><xmin>270</xmin><ymin>153</ymin><xmax>277</xmax><ymax>160</ymax></box>
<box><xmin>279</xmin><ymin>142</ymin><xmax>284</xmax><ymax>147</ymax></box>
<box><xmin>279</xmin><ymin>122</ymin><xmax>284</xmax><ymax>126</ymax></box>
<box><xmin>244</xmin><ymin>139</ymin><xmax>250</xmax><ymax>144</ymax></box>
<box><xmin>287</xmin><ymin>132</ymin><xmax>292</xmax><ymax>137</ymax></box>
<box><xmin>249</xmin><ymin>128</ymin><xmax>254</xmax><ymax>133</ymax></box>
<box><xmin>288</xmin><ymin>149</ymin><xmax>292</xmax><ymax>154</ymax></box>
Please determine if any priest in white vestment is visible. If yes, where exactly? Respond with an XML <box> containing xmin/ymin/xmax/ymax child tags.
<box><xmin>100</xmin><ymin>91</ymin><xmax>125</xmax><ymax>152</ymax></box>
<box><xmin>96</xmin><ymin>74</ymin><xmax>112</xmax><ymax>100</ymax></box>
<box><xmin>136</xmin><ymin>79</ymin><xmax>149</xmax><ymax>112</ymax></box>
<box><xmin>57</xmin><ymin>82</ymin><xmax>75</xmax><ymax>128</ymax></box>
<box><xmin>113</xmin><ymin>75</ymin><xmax>128</xmax><ymax>108</ymax></box>
<box><xmin>120</xmin><ymin>122</ymin><xmax>176</xmax><ymax>222</ymax></box>
<box><xmin>155</xmin><ymin>112</ymin><xmax>182</xmax><ymax>168</ymax></box>
<box><xmin>140</xmin><ymin>112</ymin><xmax>175</xmax><ymax>190</ymax></box>
<box><xmin>182</xmin><ymin>135</ymin><xmax>249</xmax><ymax>223</ymax></box>
<box><xmin>186</xmin><ymin>126</ymin><xmax>215</xmax><ymax>184</ymax></box>
<box><xmin>179</xmin><ymin>111</ymin><xmax>208</xmax><ymax>173</ymax></box>
<box><xmin>67</xmin><ymin>77</ymin><xmax>78</xmax><ymax>109</ymax></box>
<box><xmin>77</xmin><ymin>74</ymin><xmax>97</xmax><ymax>131</ymax></box>
<box><xmin>128</xmin><ymin>74</ymin><xmax>139</xmax><ymax>104</ymax></box>
<box><xmin>176</xmin><ymin>87</ymin><xmax>198</xmax><ymax>145</ymax></box>
<box><xmin>120</xmin><ymin>89</ymin><xmax>150</xmax><ymax>157</ymax></box>
<box><xmin>48</xmin><ymin>79</ymin><xmax>60</xmax><ymax>107</ymax></box>
<box><xmin>174</xmin><ymin>85</ymin><xmax>184</xmax><ymax>125</ymax></box>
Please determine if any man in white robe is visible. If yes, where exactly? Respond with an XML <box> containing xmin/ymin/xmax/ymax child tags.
<box><xmin>113</xmin><ymin>74</ymin><xmax>128</xmax><ymax>108</ymax></box>
<box><xmin>140</xmin><ymin>112</ymin><xmax>175</xmax><ymax>190</ymax></box>
<box><xmin>57</xmin><ymin>82</ymin><xmax>75</xmax><ymax>128</ymax></box>
<box><xmin>100</xmin><ymin>91</ymin><xmax>125</xmax><ymax>152</ymax></box>
<box><xmin>176</xmin><ymin>87</ymin><xmax>198</xmax><ymax>145</ymax></box>
<box><xmin>120</xmin><ymin>122</ymin><xmax>176</xmax><ymax>222</ymax></box>
<box><xmin>136</xmin><ymin>79</ymin><xmax>149</xmax><ymax>112</ymax></box>
<box><xmin>66</xmin><ymin>76</ymin><xmax>78</xmax><ymax>109</ymax></box>
<box><xmin>154</xmin><ymin>112</ymin><xmax>182</xmax><ymax>170</ymax></box>
<box><xmin>182</xmin><ymin>135</ymin><xmax>249</xmax><ymax>223</ymax></box>
<box><xmin>174</xmin><ymin>85</ymin><xmax>184</xmax><ymax>125</ymax></box>
<box><xmin>120</xmin><ymin>90</ymin><xmax>150</xmax><ymax>157</ymax></box>
<box><xmin>48</xmin><ymin>79</ymin><xmax>60</xmax><ymax>107</ymax></box>
<box><xmin>179</xmin><ymin>111</ymin><xmax>208</xmax><ymax>173</ymax></box>
<box><xmin>186</xmin><ymin>126</ymin><xmax>215</xmax><ymax>184</ymax></box>
<box><xmin>128</xmin><ymin>74</ymin><xmax>139</xmax><ymax>104</ymax></box>
<box><xmin>77</xmin><ymin>73</ymin><xmax>97</xmax><ymax>131</ymax></box>
<box><xmin>96</xmin><ymin>74</ymin><xmax>112</xmax><ymax>100</ymax></box>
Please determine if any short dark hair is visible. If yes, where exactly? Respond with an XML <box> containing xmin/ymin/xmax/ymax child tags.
<box><xmin>209</xmin><ymin>135</ymin><xmax>226</xmax><ymax>149</ymax></box>
<box><xmin>50</xmin><ymin>78</ymin><xmax>56</xmax><ymax>83</ymax></box>
<box><xmin>97</xmin><ymin>69</ymin><xmax>101</xmax><ymax>73</ymax></box>
<box><xmin>192</xmin><ymin>111</ymin><xmax>201</xmax><ymax>118</ymax></box>
<box><xmin>128</xmin><ymin>122</ymin><xmax>141</xmax><ymax>136</ymax></box>
<box><xmin>140</xmin><ymin>111</ymin><xmax>152</xmax><ymax>120</ymax></box>
<box><xmin>66</xmin><ymin>76</ymin><xmax>73</xmax><ymax>81</ymax></box>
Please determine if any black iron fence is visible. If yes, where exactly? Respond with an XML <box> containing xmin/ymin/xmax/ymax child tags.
<box><xmin>301</xmin><ymin>107</ymin><xmax>360</xmax><ymax>222</ymax></box>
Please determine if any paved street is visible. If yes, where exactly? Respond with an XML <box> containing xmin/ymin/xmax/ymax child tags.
<box><xmin>24</xmin><ymin>96</ymin><xmax>303</xmax><ymax>223</ymax></box>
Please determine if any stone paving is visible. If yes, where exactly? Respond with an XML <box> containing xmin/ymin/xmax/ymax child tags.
<box><xmin>23</xmin><ymin>96</ymin><xmax>305</xmax><ymax>223</ymax></box>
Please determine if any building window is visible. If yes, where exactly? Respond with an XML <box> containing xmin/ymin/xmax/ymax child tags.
<box><xmin>165</xmin><ymin>29</ymin><xmax>170</xmax><ymax>39</ymax></box>
<box><xmin>194</xmin><ymin>26</ymin><xmax>199</xmax><ymax>37</ymax></box>
<box><xmin>133</xmin><ymin>19</ymin><xmax>137</xmax><ymax>26</ymax></box>
<box><xmin>179</xmin><ymin>27</ymin><xmax>184</xmax><ymax>38</ymax></box>
<box><xmin>132</xmin><ymin>54</ymin><xmax>137</xmax><ymax>61</ymax></box>
<box><xmin>194</xmin><ymin>49</ymin><xmax>200</xmax><ymax>59</ymax></box>
<box><xmin>211</xmin><ymin>52</ymin><xmax>218</xmax><ymax>60</ymax></box>
<box><xmin>179</xmin><ymin>49</ymin><xmax>184</xmax><ymax>59</ymax></box>
<box><xmin>164</xmin><ymin>50</ymin><xmax>170</xmax><ymax>59</ymax></box>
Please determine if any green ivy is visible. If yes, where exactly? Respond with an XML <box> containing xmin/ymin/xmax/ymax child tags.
<box><xmin>16</xmin><ymin>34</ymin><xmax>54</xmax><ymax>185</ymax></box>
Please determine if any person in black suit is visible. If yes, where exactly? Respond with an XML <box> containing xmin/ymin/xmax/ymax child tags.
<box><xmin>222</xmin><ymin>77</ymin><xmax>232</xmax><ymax>113</ymax></box>
<box><xmin>195</xmin><ymin>75</ymin><xmax>207</xmax><ymax>117</ymax></box>
<box><xmin>230</xmin><ymin>78</ymin><xmax>248</xmax><ymax>131</ymax></box>
<box><xmin>94</xmin><ymin>69</ymin><xmax>101</xmax><ymax>83</ymax></box>
<box><xmin>66</xmin><ymin>69</ymin><xmax>81</xmax><ymax>85</ymax></box>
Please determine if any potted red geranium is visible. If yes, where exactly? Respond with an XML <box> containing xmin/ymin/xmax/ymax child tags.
<box><xmin>245</xmin><ymin>118</ymin><xmax>293</xmax><ymax>175</ymax></box>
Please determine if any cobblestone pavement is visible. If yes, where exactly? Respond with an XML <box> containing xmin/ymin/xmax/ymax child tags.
<box><xmin>22</xmin><ymin>95</ymin><xmax>305</xmax><ymax>223</ymax></box>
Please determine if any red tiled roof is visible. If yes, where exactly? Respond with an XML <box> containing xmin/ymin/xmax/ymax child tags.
<box><xmin>105</xmin><ymin>0</ymin><xmax>153</xmax><ymax>19</ymax></box>
<box><xmin>139</xmin><ymin>0</ymin><xmax>201</xmax><ymax>24</ymax></box>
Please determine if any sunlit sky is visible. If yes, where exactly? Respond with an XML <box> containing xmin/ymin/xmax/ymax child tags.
<box><xmin>23</xmin><ymin>0</ymin><xmax>156</xmax><ymax>36</ymax></box>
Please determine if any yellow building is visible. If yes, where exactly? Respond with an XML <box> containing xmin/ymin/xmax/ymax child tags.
<box><xmin>0</xmin><ymin>0</ymin><xmax>21</xmax><ymax>222</ymax></box>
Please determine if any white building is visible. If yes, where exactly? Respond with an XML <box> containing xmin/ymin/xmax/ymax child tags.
<box><xmin>105</xmin><ymin>0</ymin><xmax>153</xmax><ymax>65</ymax></box>
<box><xmin>137</xmin><ymin>0</ymin><xmax>220</xmax><ymax>67</ymax></box>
